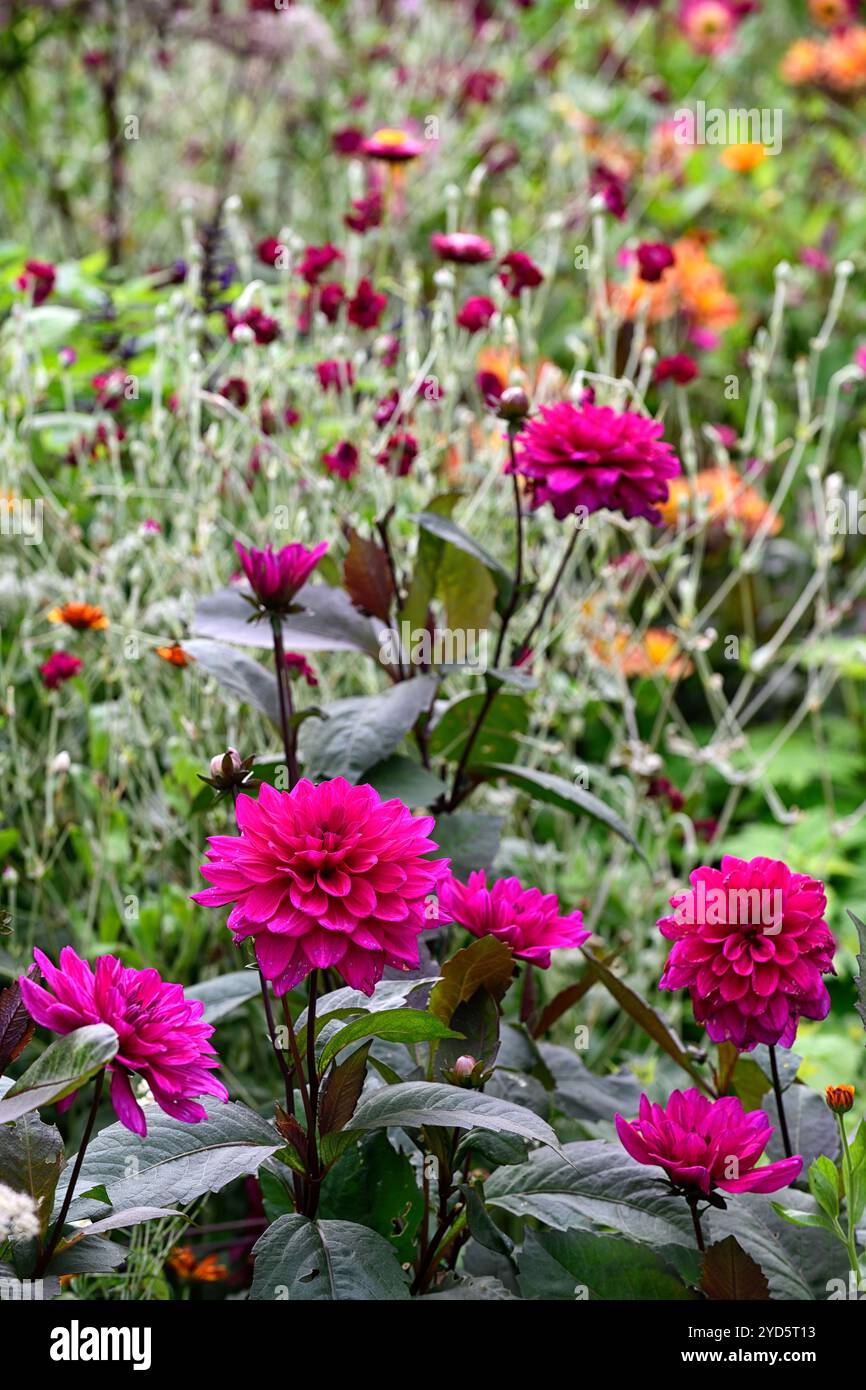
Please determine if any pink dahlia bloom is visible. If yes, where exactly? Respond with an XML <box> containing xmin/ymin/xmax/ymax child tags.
<box><xmin>192</xmin><ymin>779</ymin><xmax>449</xmax><ymax>995</ymax></box>
<box><xmin>430</xmin><ymin>232</ymin><xmax>494</xmax><ymax>264</ymax></box>
<box><xmin>510</xmin><ymin>401</ymin><xmax>681</xmax><ymax>523</ymax></box>
<box><xmin>658</xmin><ymin>855</ymin><xmax>835</xmax><ymax>1050</ymax></box>
<box><xmin>234</xmin><ymin>539</ymin><xmax>327</xmax><ymax>612</ymax></box>
<box><xmin>39</xmin><ymin>651</ymin><xmax>83</xmax><ymax>689</ymax></box>
<box><xmin>616</xmin><ymin>1089</ymin><xmax>802</xmax><ymax>1195</ymax></box>
<box><xmin>439</xmin><ymin>870</ymin><xmax>589</xmax><ymax>967</ymax></box>
<box><xmin>20</xmin><ymin>947</ymin><xmax>227</xmax><ymax>1136</ymax></box>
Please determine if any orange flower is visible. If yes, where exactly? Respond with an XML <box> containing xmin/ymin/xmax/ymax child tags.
<box><xmin>47</xmin><ymin>601</ymin><xmax>109</xmax><ymax>630</ymax></box>
<box><xmin>810</xmin><ymin>0</ymin><xmax>856</xmax><ymax>28</ymax></box>
<box><xmin>823</xmin><ymin>26</ymin><xmax>866</xmax><ymax>90</ymax></box>
<box><xmin>190</xmin><ymin>1253</ymin><xmax>228</xmax><ymax>1283</ymax></box>
<box><xmin>720</xmin><ymin>142</ymin><xmax>766</xmax><ymax>173</ymax></box>
<box><xmin>167</xmin><ymin>1246</ymin><xmax>197</xmax><ymax>1277</ymax></box>
<box><xmin>660</xmin><ymin>466</ymin><xmax>781</xmax><ymax>538</ymax></box>
<box><xmin>156</xmin><ymin>643</ymin><xmax>194</xmax><ymax>667</ymax></box>
<box><xmin>476</xmin><ymin>345</ymin><xmax>514</xmax><ymax>394</ymax></box>
<box><xmin>825</xmin><ymin>1083</ymin><xmax>855</xmax><ymax>1113</ymax></box>
<box><xmin>780</xmin><ymin>38</ymin><xmax>824</xmax><ymax>84</ymax></box>
<box><xmin>596</xmin><ymin>628</ymin><xmax>694</xmax><ymax>681</ymax></box>
<box><xmin>611</xmin><ymin>236</ymin><xmax>737</xmax><ymax>334</ymax></box>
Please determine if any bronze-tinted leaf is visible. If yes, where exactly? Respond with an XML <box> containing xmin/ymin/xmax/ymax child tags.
<box><xmin>701</xmin><ymin>1236</ymin><xmax>771</xmax><ymax>1301</ymax></box>
<box><xmin>318</xmin><ymin>1042</ymin><xmax>371</xmax><ymax>1136</ymax></box>
<box><xmin>343</xmin><ymin>529</ymin><xmax>395</xmax><ymax>624</ymax></box>
<box><xmin>0</xmin><ymin>978</ymin><xmax>35</xmax><ymax>1079</ymax></box>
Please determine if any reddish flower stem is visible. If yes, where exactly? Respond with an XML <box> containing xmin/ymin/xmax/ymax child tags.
<box><xmin>36</xmin><ymin>1068</ymin><xmax>105</xmax><ymax>1276</ymax></box>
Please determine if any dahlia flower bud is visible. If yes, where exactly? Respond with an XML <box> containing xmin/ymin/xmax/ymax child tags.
<box><xmin>825</xmin><ymin>1084</ymin><xmax>855</xmax><ymax>1115</ymax></box>
<box><xmin>201</xmin><ymin>747</ymin><xmax>256</xmax><ymax>794</ymax></box>
<box><xmin>443</xmin><ymin>1054</ymin><xmax>490</xmax><ymax>1088</ymax></box>
<box><xmin>497</xmin><ymin>386</ymin><xmax>531</xmax><ymax>423</ymax></box>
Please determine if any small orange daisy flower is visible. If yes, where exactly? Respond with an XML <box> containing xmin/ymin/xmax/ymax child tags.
<box><xmin>155</xmin><ymin>643</ymin><xmax>194</xmax><ymax>667</ymax></box>
<box><xmin>46</xmin><ymin>601</ymin><xmax>109</xmax><ymax>631</ymax></box>
<box><xmin>720</xmin><ymin>142</ymin><xmax>767</xmax><ymax>173</ymax></box>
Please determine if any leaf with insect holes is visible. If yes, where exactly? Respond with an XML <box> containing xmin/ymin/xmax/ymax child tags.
<box><xmin>343</xmin><ymin>528</ymin><xmax>395</xmax><ymax>623</ymax></box>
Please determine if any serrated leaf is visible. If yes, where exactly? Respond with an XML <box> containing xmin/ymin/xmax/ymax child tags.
<box><xmin>700</xmin><ymin>1236</ymin><xmax>771</xmax><ymax>1301</ymax></box>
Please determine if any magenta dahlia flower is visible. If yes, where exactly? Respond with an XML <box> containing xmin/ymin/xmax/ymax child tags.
<box><xmin>430</xmin><ymin>232</ymin><xmax>494</xmax><ymax>264</ymax></box>
<box><xmin>439</xmin><ymin>870</ymin><xmax>589</xmax><ymax>967</ymax></box>
<box><xmin>234</xmin><ymin>539</ymin><xmax>327</xmax><ymax>613</ymax></box>
<box><xmin>192</xmin><ymin>779</ymin><xmax>449</xmax><ymax>995</ymax></box>
<box><xmin>510</xmin><ymin>400</ymin><xmax>681</xmax><ymax>523</ymax></box>
<box><xmin>39</xmin><ymin>651</ymin><xmax>83</xmax><ymax>690</ymax></box>
<box><xmin>616</xmin><ymin>1089</ymin><xmax>802</xmax><ymax>1195</ymax></box>
<box><xmin>20</xmin><ymin>947</ymin><xmax>227</xmax><ymax>1136</ymax></box>
<box><xmin>658</xmin><ymin>855</ymin><xmax>835</xmax><ymax>1051</ymax></box>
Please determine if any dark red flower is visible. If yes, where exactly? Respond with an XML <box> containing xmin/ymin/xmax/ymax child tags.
<box><xmin>499</xmin><ymin>251</ymin><xmax>544</xmax><ymax>297</ymax></box>
<box><xmin>591</xmin><ymin>164</ymin><xmax>628</xmax><ymax>219</ymax></box>
<box><xmin>430</xmin><ymin>232</ymin><xmax>494</xmax><ymax>264</ymax></box>
<box><xmin>457</xmin><ymin>295</ymin><xmax>497</xmax><ymax>333</ymax></box>
<box><xmin>460</xmin><ymin>69</ymin><xmax>501</xmax><ymax>104</ymax></box>
<box><xmin>637</xmin><ymin>241</ymin><xmax>676</xmax><ymax>283</ymax></box>
<box><xmin>39</xmin><ymin>651</ymin><xmax>83</xmax><ymax>690</ymax></box>
<box><xmin>316</xmin><ymin>359</ymin><xmax>354</xmax><ymax>393</ymax></box>
<box><xmin>283</xmin><ymin>652</ymin><xmax>318</xmax><ymax>687</ymax></box>
<box><xmin>17</xmin><ymin>259</ymin><xmax>56</xmax><ymax>305</ymax></box>
<box><xmin>257</xmin><ymin>237</ymin><xmax>285</xmax><ymax>267</ymax></box>
<box><xmin>654</xmin><ymin>353</ymin><xmax>699</xmax><ymax>385</ymax></box>
<box><xmin>377</xmin><ymin>431</ymin><xmax>418</xmax><ymax>477</ymax></box>
<box><xmin>344</xmin><ymin>192</ymin><xmax>383</xmax><ymax>234</ymax></box>
<box><xmin>296</xmin><ymin>243</ymin><xmax>343</xmax><ymax>286</ymax></box>
<box><xmin>219</xmin><ymin>377</ymin><xmax>249</xmax><ymax>408</ymax></box>
<box><xmin>318</xmin><ymin>282</ymin><xmax>345</xmax><ymax>323</ymax></box>
<box><xmin>347</xmin><ymin>278</ymin><xmax>387</xmax><ymax>330</ymax></box>
<box><xmin>323</xmin><ymin>441</ymin><xmax>360</xmax><ymax>479</ymax></box>
<box><xmin>225</xmin><ymin>306</ymin><xmax>279</xmax><ymax>344</ymax></box>
<box><xmin>332</xmin><ymin>126</ymin><xmax>366</xmax><ymax>156</ymax></box>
